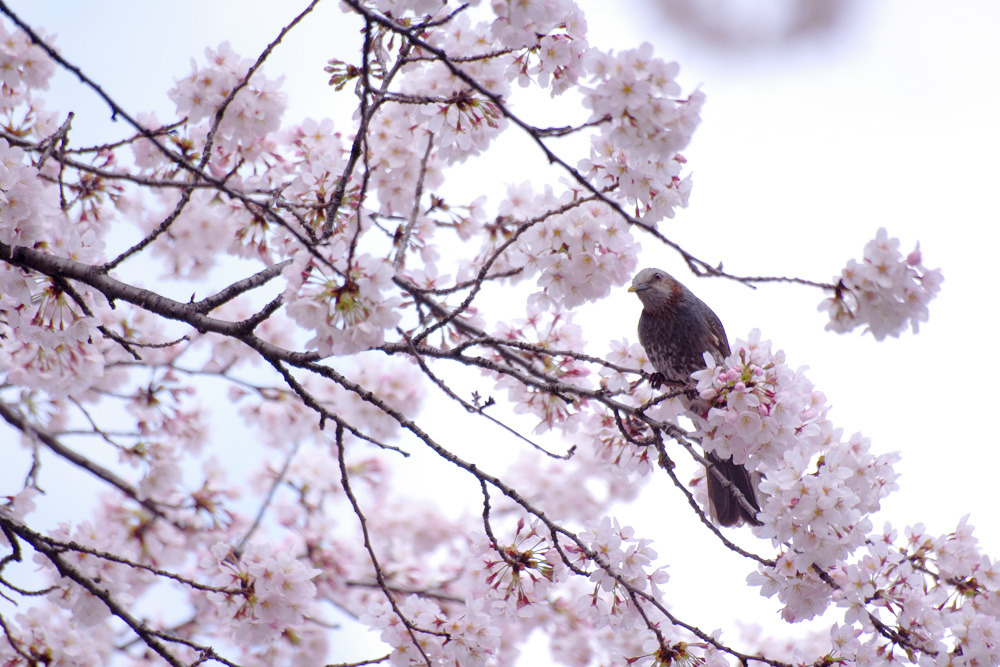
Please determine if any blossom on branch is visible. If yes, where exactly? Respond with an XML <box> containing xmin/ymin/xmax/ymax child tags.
<box><xmin>820</xmin><ymin>227</ymin><xmax>943</xmax><ymax>340</ymax></box>
<box><xmin>282</xmin><ymin>245</ymin><xmax>402</xmax><ymax>355</ymax></box>
<box><xmin>579</xmin><ymin>43</ymin><xmax>701</xmax><ymax>224</ymax></box>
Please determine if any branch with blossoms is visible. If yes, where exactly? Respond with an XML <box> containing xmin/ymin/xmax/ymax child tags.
<box><xmin>1</xmin><ymin>233</ymin><xmax>932</xmax><ymax>664</ymax></box>
<box><xmin>0</xmin><ymin>1</ymin><xmax>966</xmax><ymax>666</ymax></box>
<box><xmin>0</xmin><ymin>514</ymin><xmax>235</xmax><ymax>667</ymax></box>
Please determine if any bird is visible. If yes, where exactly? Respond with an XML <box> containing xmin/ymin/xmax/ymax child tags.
<box><xmin>628</xmin><ymin>267</ymin><xmax>762</xmax><ymax>527</ymax></box>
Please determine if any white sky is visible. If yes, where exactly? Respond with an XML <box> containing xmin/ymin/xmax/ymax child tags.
<box><xmin>7</xmin><ymin>0</ymin><xmax>1000</xmax><ymax>660</ymax></box>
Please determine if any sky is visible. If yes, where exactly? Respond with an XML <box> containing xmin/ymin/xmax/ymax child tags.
<box><xmin>6</xmin><ymin>0</ymin><xmax>1000</xmax><ymax>660</ymax></box>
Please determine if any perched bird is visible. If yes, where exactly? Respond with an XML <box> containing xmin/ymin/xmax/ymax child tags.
<box><xmin>628</xmin><ymin>268</ymin><xmax>762</xmax><ymax>527</ymax></box>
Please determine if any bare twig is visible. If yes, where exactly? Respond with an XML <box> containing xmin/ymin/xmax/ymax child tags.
<box><xmin>392</xmin><ymin>132</ymin><xmax>434</xmax><ymax>270</ymax></box>
<box><xmin>234</xmin><ymin>439</ymin><xmax>303</xmax><ymax>559</ymax></box>
<box><xmin>336</xmin><ymin>424</ymin><xmax>435</xmax><ymax>666</ymax></box>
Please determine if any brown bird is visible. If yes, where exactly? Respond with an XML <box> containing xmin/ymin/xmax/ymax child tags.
<box><xmin>628</xmin><ymin>268</ymin><xmax>762</xmax><ymax>527</ymax></box>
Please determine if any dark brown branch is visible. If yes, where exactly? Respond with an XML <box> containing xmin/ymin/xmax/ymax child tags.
<box><xmin>653</xmin><ymin>439</ymin><xmax>774</xmax><ymax>567</ymax></box>
<box><xmin>9</xmin><ymin>524</ymin><xmax>236</xmax><ymax>595</ymax></box>
<box><xmin>326</xmin><ymin>18</ymin><xmax>379</xmax><ymax>237</ymax></box>
<box><xmin>0</xmin><ymin>613</ymin><xmax>33</xmax><ymax>664</ymax></box>
<box><xmin>326</xmin><ymin>655</ymin><xmax>391</xmax><ymax>667</ymax></box>
<box><xmin>50</xmin><ymin>274</ymin><xmax>142</xmax><ymax>360</ymax></box>
<box><xmin>192</xmin><ymin>260</ymin><xmax>292</xmax><ymax>314</ymax></box>
<box><xmin>408</xmin><ymin>193</ymin><xmax>602</xmax><ymax>345</ymax></box>
<box><xmin>263</xmin><ymin>358</ymin><xmax>408</xmax><ymax>455</ymax></box>
<box><xmin>234</xmin><ymin>439</ymin><xmax>303</xmax><ymax>558</ymax></box>
<box><xmin>1</xmin><ymin>241</ymin><xmax>318</xmax><ymax>364</ymax></box>
<box><xmin>392</xmin><ymin>132</ymin><xmax>434</xmax><ymax>270</ymax></box>
<box><xmin>534</xmin><ymin>114</ymin><xmax>611</xmax><ymax>137</ymax></box>
<box><xmin>399</xmin><ymin>331</ymin><xmax>571</xmax><ymax>459</ymax></box>
<box><xmin>104</xmin><ymin>184</ymin><xmax>199</xmax><ymax>271</ymax></box>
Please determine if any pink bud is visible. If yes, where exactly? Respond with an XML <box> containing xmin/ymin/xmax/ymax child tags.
<box><xmin>906</xmin><ymin>245</ymin><xmax>922</xmax><ymax>266</ymax></box>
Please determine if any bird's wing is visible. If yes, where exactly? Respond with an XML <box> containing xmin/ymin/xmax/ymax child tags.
<box><xmin>703</xmin><ymin>306</ymin><xmax>731</xmax><ymax>361</ymax></box>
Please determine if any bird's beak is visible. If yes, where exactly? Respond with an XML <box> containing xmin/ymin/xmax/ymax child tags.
<box><xmin>628</xmin><ymin>284</ymin><xmax>647</xmax><ymax>293</ymax></box>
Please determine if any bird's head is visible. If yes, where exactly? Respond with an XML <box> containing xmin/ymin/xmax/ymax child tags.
<box><xmin>628</xmin><ymin>268</ymin><xmax>680</xmax><ymax>311</ymax></box>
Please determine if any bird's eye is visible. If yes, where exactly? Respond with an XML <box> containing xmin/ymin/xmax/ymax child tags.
<box><xmin>653</xmin><ymin>272</ymin><xmax>663</xmax><ymax>281</ymax></box>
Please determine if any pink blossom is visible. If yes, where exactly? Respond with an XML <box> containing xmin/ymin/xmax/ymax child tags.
<box><xmin>168</xmin><ymin>42</ymin><xmax>286</xmax><ymax>152</ymax></box>
<box><xmin>200</xmin><ymin>540</ymin><xmax>320</xmax><ymax>646</ymax></box>
<box><xmin>0</xmin><ymin>5</ymin><xmax>970</xmax><ymax>666</ymax></box>
<box><xmin>0</xmin><ymin>22</ymin><xmax>55</xmax><ymax>99</ymax></box>
<box><xmin>0</xmin><ymin>137</ymin><xmax>59</xmax><ymax>246</ymax></box>
<box><xmin>283</xmin><ymin>246</ymin><xmax>402</xmax><ymax>356</ymax></box>
<box><xmin>820</xmin><ymin>228</ymin><xmax>943</xmax><ymax>340</ymax></box>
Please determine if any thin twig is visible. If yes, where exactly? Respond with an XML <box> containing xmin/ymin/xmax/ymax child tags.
<box><xmin>335</xmin><ymin>424</ymin><xmax>435</xmax><ymax>666</ymax></box>
<box><xmin>392</xmin><ymin>132</ymin><xmax>434</xmax><ymax>270</ymax></box>
<box><xmin>235</xmin><ymin>439</ymin><xmax>303</xmax><ymax>558</ymax></box>
<box><xmin>0</xmin><ymin>399</ymin><xmax>167</xmax><ymax>521</ymax></box>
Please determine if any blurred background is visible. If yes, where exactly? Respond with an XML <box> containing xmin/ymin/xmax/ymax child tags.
<box><xmin>6</xmin><ymin>0</ymin><xmax>1000</xmax><ymax>660</ymax></box>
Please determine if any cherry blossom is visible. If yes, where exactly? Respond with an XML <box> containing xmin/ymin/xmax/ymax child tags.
<box><xmin>168</xmin><ymin>42</ymin><xmax>287</xmax><ymax>153</ymax></box>
<box><xmin>579</xmin><ymin>43</ymin><xmax>701</xmax><ymax>224</ymax></box>
<box><xmin>820</xmin><ymin>227</ymin><xmax>943</xmax><ymax>340</ymax></box>
<box><xmin>282</xmin><ymin>244</ymin><xmax>403</xmax><ymax>355</ymax></box>
<box><xmin>0</xmin><ymin>19</ymin><xmax>54</xmax><ymax>111</ymax></box>
<box><xmin>0</xmin><ymin>137</ymin><xmax>58</xmax><ymax>246</ymax></box>
<box><xmin>198</xmin><ymin>541</ymin><xmax>321</xmax><ymax>646</ymax></box>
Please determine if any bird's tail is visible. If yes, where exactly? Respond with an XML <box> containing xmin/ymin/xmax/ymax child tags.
<box><xmin>705</xmin><ymin>451</ymin><xmax>763</xmax><ymax>527</ymax></box>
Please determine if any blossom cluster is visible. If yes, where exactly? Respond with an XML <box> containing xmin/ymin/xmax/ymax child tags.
<box><xmin>472</xmin><ymin>518</ymin><xmax>558</xmax><ymax>618</ymax></box>
<box><xmin>820</xmin><ymin>227</ymin><xmax>944</xmax><ymax>340</ymax></box>
<box><xmin>2</xmin><ymin>606</ymin><xmax>113</xmax><ymax>667</ymax></box>
<box><xmin>362</xmin><ymin>596</ymin><xmax>503</xmax><ymax>666</ymax></box>
<box><xmin>0</xmin><ymin>138</ymin><xmax>56</xmax><ymax>247</ymax></box>
<box><xmin>282</xmin><ymin>244</ymin><xmax>403</xmax><ymax>356</ymax></box>
<box><xmin>199</xmin><ymin>541</ymin><xmax>321</xmax><ymax>646</ymax></box>
<box><xmin>510</xmin><ymin>190</ymin><xmax>641</xmax><ymax>310</ymax></box>
<box><xmin>491</xmin><ymin>306</ymin><xmax>592</xmax><ymax>433</ymax></box>
<box><xmin>820</xmin><ymin>518</ymin><xmax>1000</xmax><ymax>664</ymax></box>
<box><xmin>579</xmin><ymin>43</ymin><xmax>702</xmax><ymax>224</ymax></box>
<box><xmin>0</xmin><ymin>178</ymin><xmax>107</xmax><ymax>401</ymax></box>
<box><xmin>490</xmin><ymin>0</ymin><xmax>585</xmax><ymax>50</ymax></box>
<box><xmin>167</xmin><ymin>41</ymin><xmax>287</xmax><ymax>155</ymax></box>
<box><xmin>692</xmin><ymin>330</ymin><xmax>833</xmax><ymax>475</ymax></box>
<box><xmin>694</xmin><ymin>331</ymin><xmax>900</xmax><ymax>620</ymax></box>
<box><xmin>691</xmin><ymin>334</ymin><xmax>1000</xmax><ymax>663</ymax></box>
<box><xmin>575</xmin><ymin>516</ymin><xmax>668</xmax><ymax>625</ymax></box>
<box><xmin>0</xmin><ymin>133</ymin><xmax>117</xmax><ymax>399</ymax></box>
<box><xmin>0</xmin><ymin>19</ymin><xmax>55</xmax><ymax>112</ymax></box>
<box><xmin>490</xmin><ymin>0</ymin><xmax>588</xmax><ymax>93</ymax></box>
<box><xmin>402</xmin><ymin>12</ymin><xmax>513</xmax><ymax>165</ymax></box>
<box><xmin>457</xmin><ymin>515</ymin><xmax>684</xmax><ymax>666</ymax></box>
<box><xmin>581</xmin><ymin>337</ymin><xmax>687</xmax><ymax>480</ymax></box>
